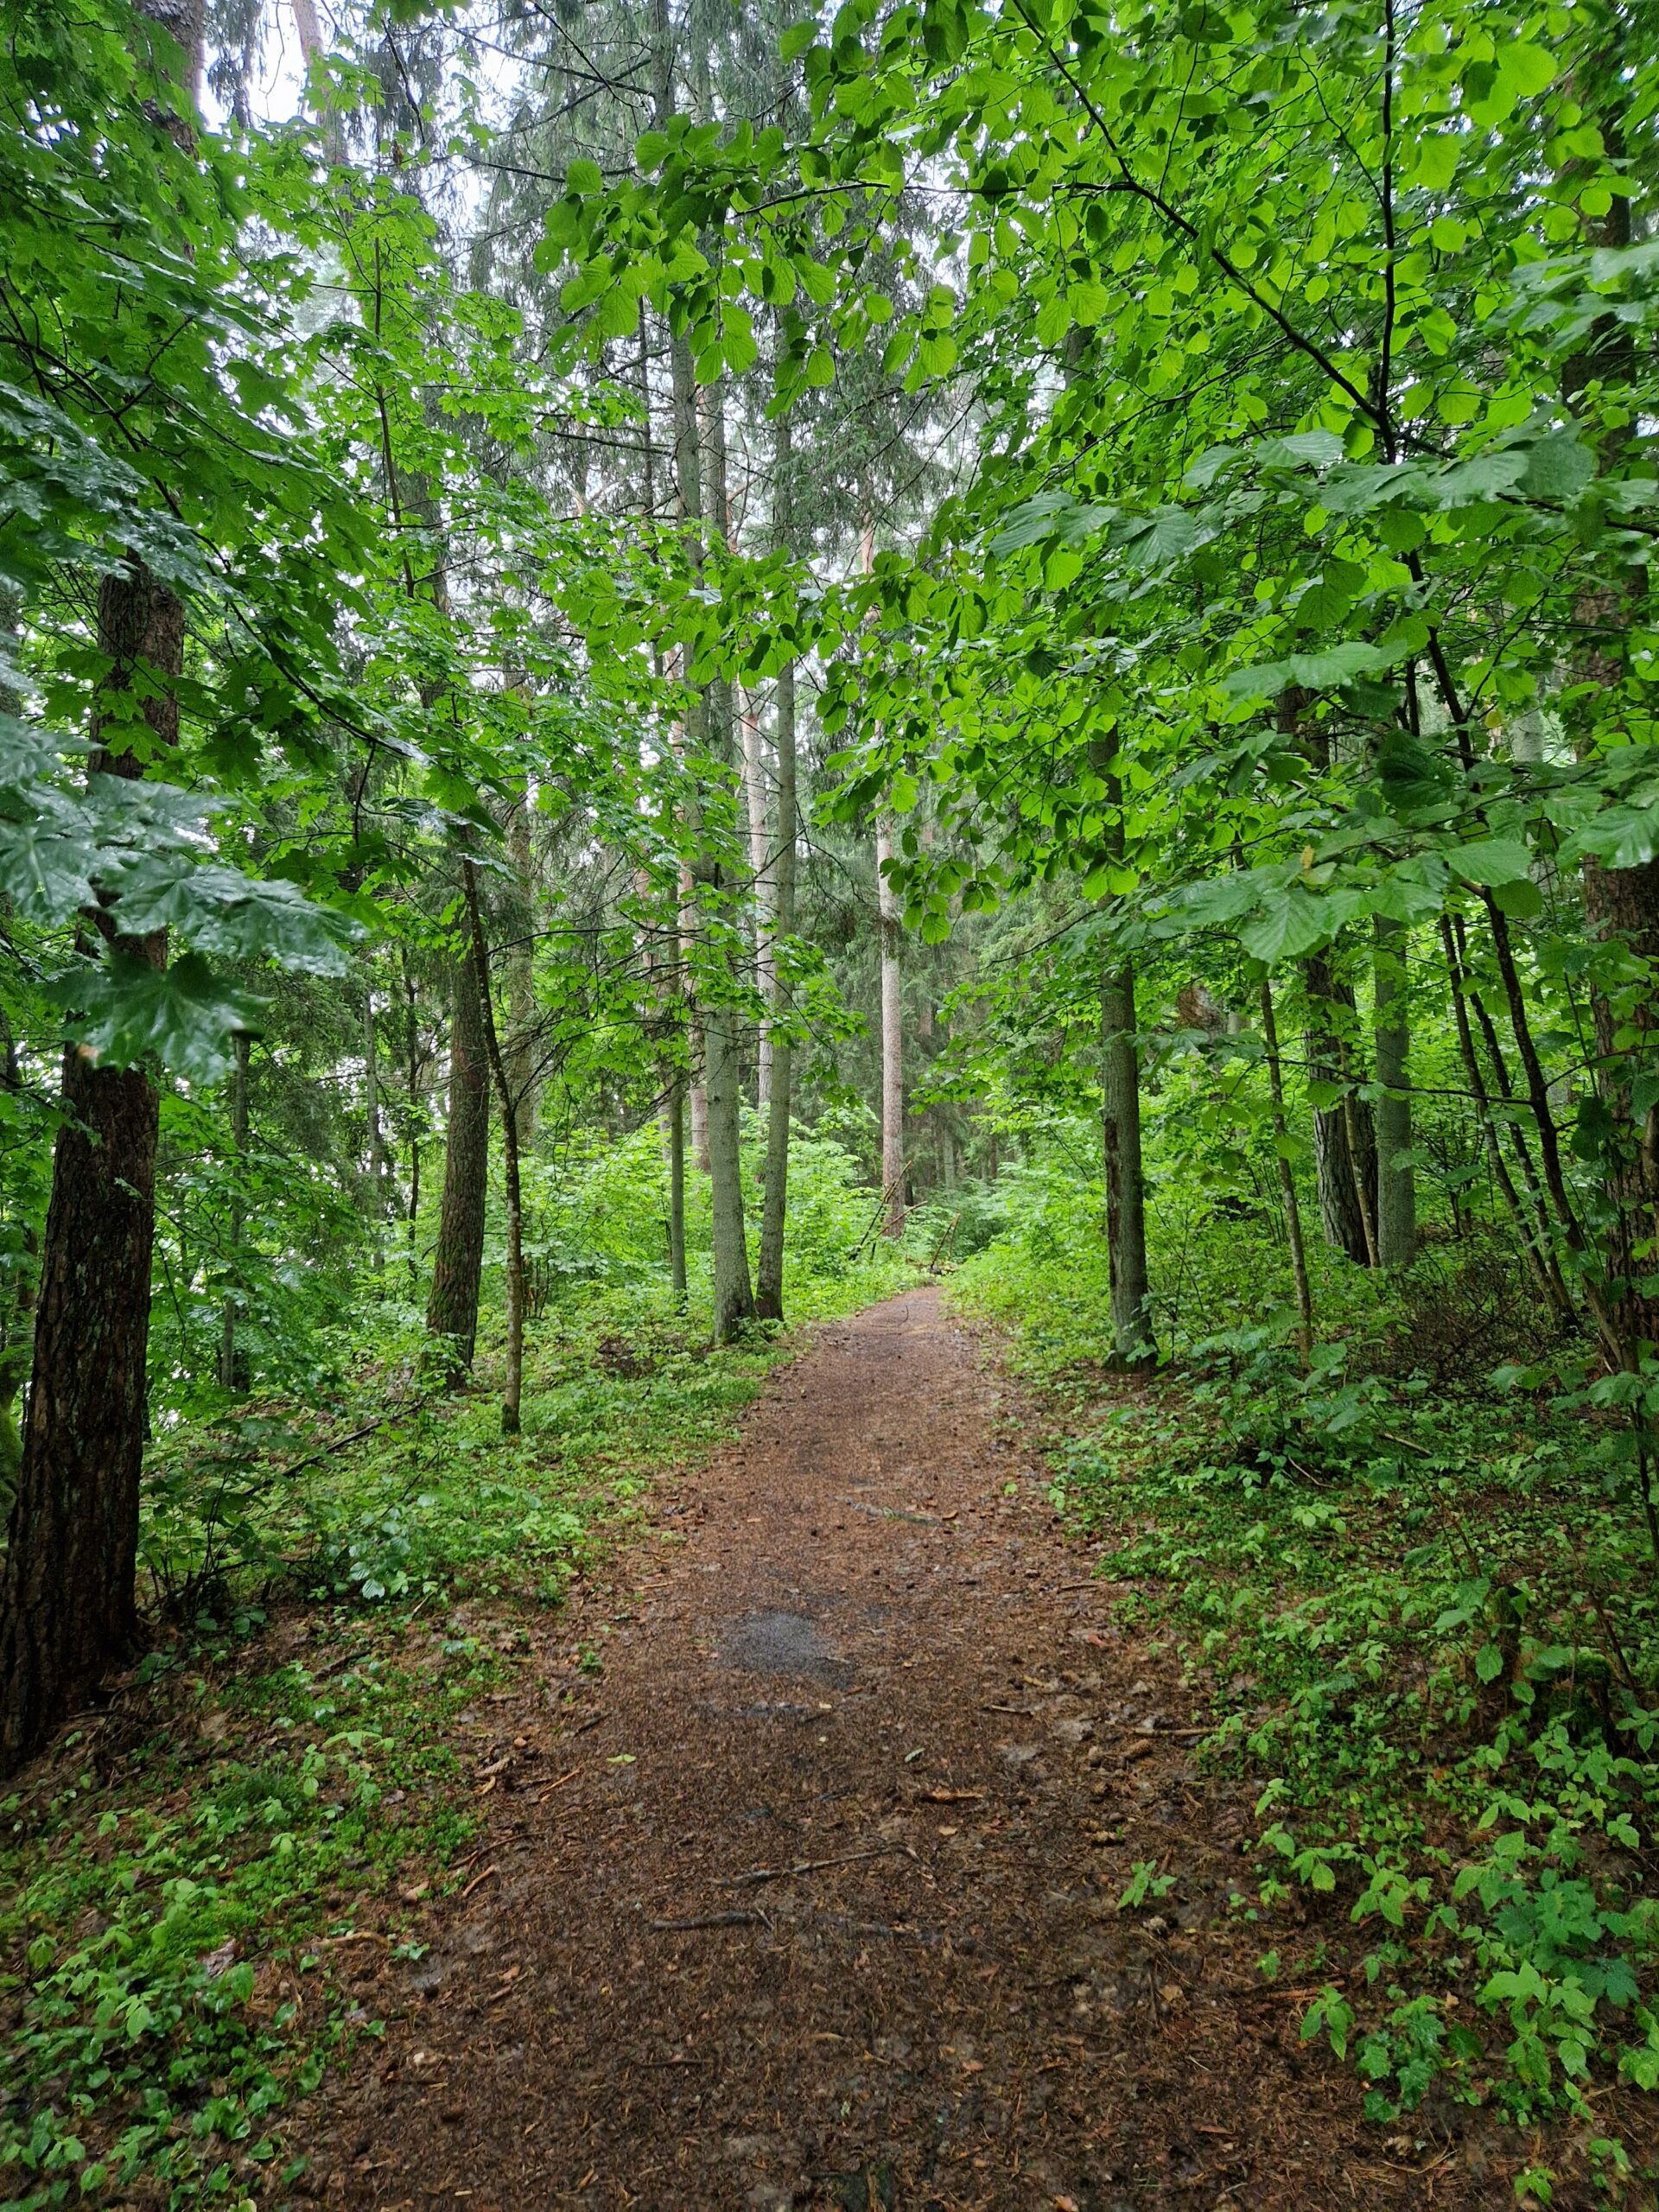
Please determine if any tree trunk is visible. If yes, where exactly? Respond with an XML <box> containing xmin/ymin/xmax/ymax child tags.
<box><xmin>1261</xmin><ymin>974</ymin><xmax>1314</xmax><ymax>1357</ymax></box>
<box><xmin>1102</xmin><ymin>959</ymin><xmax>1153</xmax><ymax>1364</ymax></box>
<box><xmin>403</xmin><ymin>950</ymin><xmax>423</xmax><ymax>1287</ymax></box>
<box><xmin>1585</xmin><ymin>855</ymin><xmax>1659</xmax><ymax>1352</ymax></box>
<box><xmin>665</xmin><ymin>1077</ymin><xmax>688</xmax><ymax>1307</ymax></box>
<box><xmin>1372</xmin><ymin>917</ymin><xmax>1415</xmax><ymax>1268</ymax></box>
<box><xmin>0</xmin><ymin>557</ymin><xmax>192</xmax><ymax>1765</ymax></box>
<box><xmin>504</xmin><ymin>800</ymin><xmax>540</xmax><ymax>1150</ymax></box>
<box><xmin>425</xmin><ymin>933</ymin><xmax>489</xmax><ymax>1376</ymax></box>
<box><xmin>742</xmin><ymin>686</ymin><xmax>774</xmax><ymax>1109</ymax></box>
<box><xmin>877</xmin><ymin>811</ymin><xmax>906</xmax><ymax>1237</ymax></box>
<box><xmin>1304</xmin><ymin>953</ymin><xmax>1376</xmax><ymax>1265</ymax></box>
<box><xmin>464</xmin><ymin>861</ymin><xmax>524</xmax><ymax>1435</ymax></box>
<box><xmin>756</xmin><ymin>653</ymin><xmax>798</xmax><ymax>1321</ymax></box>
<box><xmin>1090</xmin><ymin>740</ymin><xmax>1154</xmax><ymax>1363</ymax></box>
<box><xmin>695</xmin><ymin>378</ymin><xmax>756</xmax><ymax>1339</ymax></box>
<box><xmin>364</xmin><ymin>967</ymin><xmax>387</xmax><ymax>1264</ymax></box>
<box><xmin>218</xmin><ymin>1029</ymin><xmax>251</xmax><ymax>1392</ymax></box>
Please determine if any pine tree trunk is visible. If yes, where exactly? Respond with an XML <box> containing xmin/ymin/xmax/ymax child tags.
<box><xmin>756</xmin><ymin>654</ymin><xmax>797</xmax><ymax>1321</ymax></box>
<box><xmin>1372</xmin><ymin>917</ymin><xmax>1415</xmax><ymax>1268</ymax></box>
<box><xmin>877</xmin><ymin>812</ymin><xmax>906</xmax><ymax>1237</ymax></box>
<box><xmin>425</xmin><ymin>934</ymin><xmax>489</xmax><ymax>1376</ymax></box>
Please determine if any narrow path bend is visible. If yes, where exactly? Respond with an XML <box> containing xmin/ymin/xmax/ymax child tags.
<box><xmin>308</xmin><ymin>1289</ymin><xmax>1480</xmax><ymax>2209</ymax></box>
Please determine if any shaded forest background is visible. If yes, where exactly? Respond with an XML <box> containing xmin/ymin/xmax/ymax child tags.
<box><xmin>7</xmin><ymin>0</ymin><xmax>1659</xmax><ymax>2199</ymax></box>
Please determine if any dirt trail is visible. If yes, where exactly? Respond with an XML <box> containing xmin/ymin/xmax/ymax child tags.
<box><xmin>303</xmin><ymin>1289</ymin><xmax>1499</xmax><ymax>2209</ymax></box>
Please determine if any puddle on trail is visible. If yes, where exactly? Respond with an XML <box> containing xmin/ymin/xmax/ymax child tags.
<box><xmin>717</xmin><ymin>1610</ymin><xmax>852</xmax><ymax>1686</ymax></box>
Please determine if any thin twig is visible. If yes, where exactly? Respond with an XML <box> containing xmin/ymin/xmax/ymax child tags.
<box><xmin>717</xmin><ymin>1843</ymin><xmax>918</xmax><ymax>1889</ymax></box>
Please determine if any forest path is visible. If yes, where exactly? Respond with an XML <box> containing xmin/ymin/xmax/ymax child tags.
<box><xmin>305</xmin><ymin>1287</ymin><xmax>1468</xmax><ymax>2210</ymax></box>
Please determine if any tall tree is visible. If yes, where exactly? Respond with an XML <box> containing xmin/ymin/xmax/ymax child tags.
<box><xmin>0</xmin><ymin>0</ymin><xmax>206</xmax><ymax>1773</ymax></box>
<box><xmin>425</xmin><ymin>933</ymin><xmax>489</xmax><ymax>1375</ymax></box>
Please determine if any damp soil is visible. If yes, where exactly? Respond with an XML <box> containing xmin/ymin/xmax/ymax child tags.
<box><xmin>294</xmin><ymin>1287</ymin><xmax>1573</xmax><ymax>2209</ymax></box>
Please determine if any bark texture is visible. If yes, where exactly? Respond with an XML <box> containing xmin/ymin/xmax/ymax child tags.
<box><xmin>0</xmin><ymin>568</ymin><xmax>183</xmax><ymax>1769</ymax></box>
<box><xmin>425</xmin><ymin>937</ymin><xmax>489</xmax><ymax>1374</ymax></box>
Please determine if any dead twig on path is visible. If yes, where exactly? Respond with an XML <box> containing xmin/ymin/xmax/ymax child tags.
<box><xmin>718</xmin><ymin>1843</ymin><xmax>918</xmax><ymax>1888</ymax></box>
<box><xmin>648</xmin><ymin>1910</ymin><xmax>767</xmax><ymax>1932</ymax></box>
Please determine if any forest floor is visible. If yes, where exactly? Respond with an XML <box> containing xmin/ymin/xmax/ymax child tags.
<box><xmin>292</xmin><ymin>1287</ymin><xmax>1559</xmax><ymax>2209</ymax></box>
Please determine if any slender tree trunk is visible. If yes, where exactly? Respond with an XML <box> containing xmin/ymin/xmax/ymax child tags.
<box><xmin>1261</xmin><ymin>973</ymin><xmax>1314</xmax><ymax>1358</ymax></box>
<box><xmin>1091</xmin><ymin>741</ymin><xmax>1154</xmax><ymax>1363</ymax></box>
<box><xmin>0</xmin><ymin>0</ymin><xmax>203</xmax><ymax>1774</ymax></box>
<box><xmin>505</xmin><ymin>799</ymin><xmax>540</xmax><ymax>1151</ymax></box>
<box><xmin>1372</xmin><ymin>917</ymin><xmax>1415</xmax><ymax>1268</ymax></box>
<box><xmin>1440</xmin><ymin>913</ymin><xmax>1571</xmax><ymax>1316</ymax></box>
<box><xmin>756</xmin><ymin>656</ymin><xmax>798</xmax><ymax>1320</ymax></box>
<box><xmin>1102</xmin><ymin>958</ymin><xmax>1153</xmax><ymax>1365</ymax></box>
<box><xmin>364</xmin><ymin>967</ymin><xmax>387</xmax><ymax>1266</ymax></box>
<box><xmin>877</xmin><ymin>811</ymin><xmax>906</xmax><ymax>1236</ymax></box>
<box><xmin>742</xmin><ymin>687</ymin><xmax>774</xmax><ymax>1109</ymax></box>
<box><xmin>695</xmin><ymin>378</ymin><xmax>756</xmax><ymax>1338</ymax></box>
<box><xmin>666</xmin><ymin>1076</ymin><xmax>688</xmax><ymax>1307</ymax></box>
<box><xmin>1305</xmin><ymin>953</ymin><xmax>1377</xmax><ymax>1265</ymax></box>
<box><xmin>218</xmin><ymin>1029</ymin><xmax>251</xmax><ymax>1391</ymax></box>
<box><xmin>425</xmin><ymin>932</ymin><xmax>489</xmax><ymax>1376</ymax></box>
<box><xmin>404</xmin><ymin>950</ymin><xmax>422</xmax><ymax>1287</ymax></box>
<box><xmin>464</xmin><ymin>860</ymin><xmax>524</xmax><ymax>1435</ymax></box>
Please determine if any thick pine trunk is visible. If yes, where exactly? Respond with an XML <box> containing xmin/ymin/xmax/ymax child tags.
<box><xmin>425</xmin><ymin>935</ymin><xmax>489</xmax><ymax>1374</ymax></box>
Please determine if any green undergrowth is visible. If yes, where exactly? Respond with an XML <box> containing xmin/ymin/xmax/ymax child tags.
<box><xmin>1</xmin><ymin>1254</ymin><xmax>911</xmax><ymax>2210</ymax></box>
<box><xmin>956</xmin><ymin>1230</ymin><xmax>1659</xmax><ymax>2193</ymax></box>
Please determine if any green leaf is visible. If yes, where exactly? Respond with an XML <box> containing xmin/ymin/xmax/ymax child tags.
<box><xmin>1447</xmin><ymin>838</ymin><xmax>1534</xmax><ymax>886</ymax></box>
<box><xmin>54</xmin><ymin>950</ymin><xmax>264</xmax><ymax>1082</ymax></box>
<box><xmin>1520</xmin><ymin>435</ymin><xmax>1595</xmax><ymax>502</ymax></box>
<box><xmin>565</xmin><ymin>157</ymin><xmax>604</xmax><ymax>194</ymax></box>
<box><xmin>1499</xmin><ymin>43</ymin><xmax>1556</xmax><ymax>95</ymax></box>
